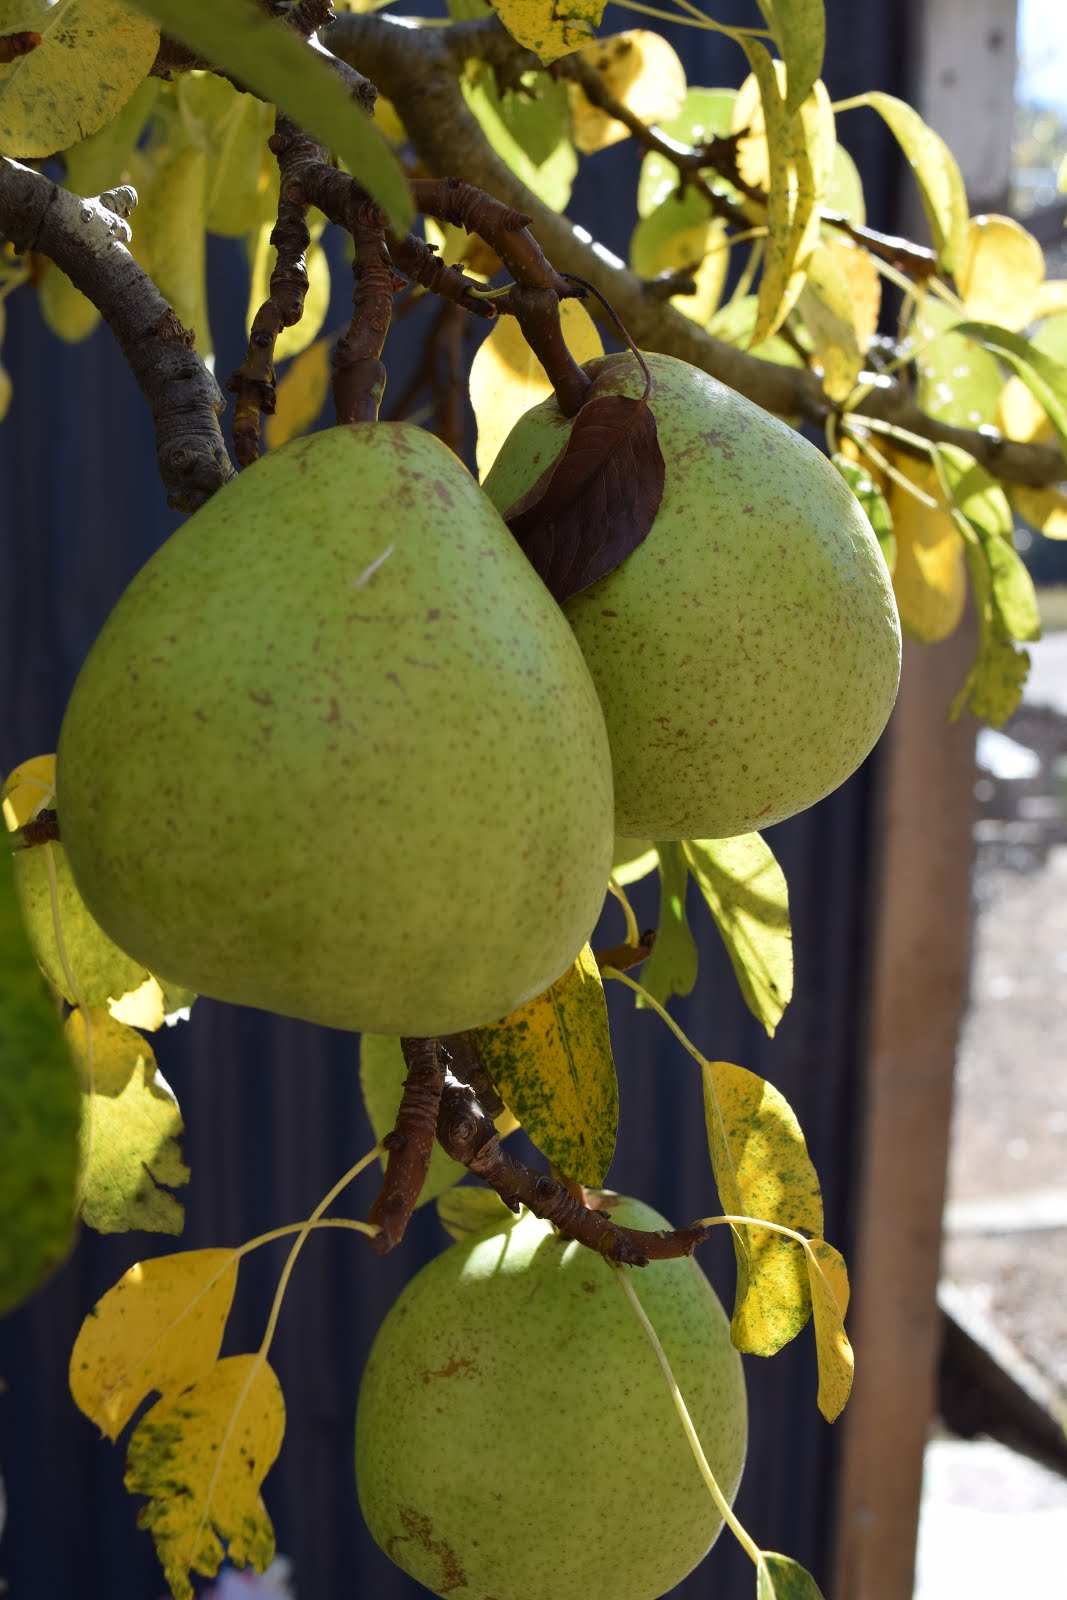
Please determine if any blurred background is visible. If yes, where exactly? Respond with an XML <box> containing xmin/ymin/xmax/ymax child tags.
<box><xmin>1</xmin><ymin>1</ymin><xmax>1065</xmax><ymax>1597</ymax></box>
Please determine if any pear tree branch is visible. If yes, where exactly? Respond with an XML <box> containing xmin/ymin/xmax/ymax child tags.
<box><xmin>0</xmin><ymin>158</ymin><xmax>234</xmax><ymax>509</ymax></box>
<box><xmin>325</xmin><ymin>11</ymin><xmax>1066</xmax><ymax>490</ymax></box>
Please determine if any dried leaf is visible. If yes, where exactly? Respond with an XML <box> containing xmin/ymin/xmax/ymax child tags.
<box><xmin>503</xmin><ymin>370</ymin><xmax>665</xmax><ymax>604</ymax></box>
<box><xmin>804</xmin><ymin>1238</ymin><xmax>853</xmax><ymax>1421</ymax></box>
<box><xmin>125</xmin><ymin>1353</ymin><xmax>285</xmax><ymax>1600</ymax></box>
<box><xmin>70</xmin><ymin>1247</ymin><xmax>238</xmax><ymax>1439</ymax></box>
<box><xmin>473</xmin><ymin>944</ymin><xmax>617</xmax><ymax>1186</ymax></box>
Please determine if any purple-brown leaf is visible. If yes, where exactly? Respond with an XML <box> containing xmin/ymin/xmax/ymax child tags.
<box><xmin>502</xmin><ymin>391</ymin><xmax>665</xmax><ymax>604</ymax></box>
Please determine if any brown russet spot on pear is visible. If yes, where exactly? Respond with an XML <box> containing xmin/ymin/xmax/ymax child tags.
<box><xmin>355</xmin><ymin>1196</ymin><xmax>747</xmax><ymax>1600</ymax></box>
<box><xmin>56</xmin><ymin>423</ymin><xmax>614</xmax><ymax>1036</ymax></box>
<box><xmin>483</xmin><ymin>353</ymin><xmax>903</xmax><ymax>841</ymax></box>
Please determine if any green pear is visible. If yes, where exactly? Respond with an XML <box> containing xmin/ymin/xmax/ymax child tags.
<box><xmin>56</xmin><ymin>423</ymin><xmax>614</xmax><ymax>1036</ymax></box>
<box><xmin>356</xmin><ymin>1195</ymin><xmax>747</xmax><ymax>1600</ymax></box>
<box><xmin>483</xmin><ymin>353</ymin><xmax>902</xmax><ymax>840</ymax></box>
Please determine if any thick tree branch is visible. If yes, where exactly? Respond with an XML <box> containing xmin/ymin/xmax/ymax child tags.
<box><xmin>0</xmin><ymin>159</ymin><xmax>233</xmax><ymax>509</ymax></box>
<box><xmin>326</xmin><ymin>12</ymin><xmax>1066</xmax><ymax>489</ymax></box>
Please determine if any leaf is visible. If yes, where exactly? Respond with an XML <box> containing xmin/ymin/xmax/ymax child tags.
<box><xmin>177</xmin><ymin>72</ymin><xmax>274</xmax><ymax>239</ymax></box>
<box><xmin>846</xmin><ymin>92</ymin><xmax>968</xmax><ymax>273</ymax></box>
<box><xmin>957</xmin><ymin>214</ymin><xmax>1045</xmax><ymax>330</ymax></box>
<box><xmin>502</xmin><ymin>366</ymin><xmax>666</xmax><ymax>604</ymax></box>
<box><xmin>471</xmin><ymin>298</ymin><xmax>602</xmax><ymax>480</ymax></box>
<box><xmin>66</xmin><ymin>1008</ymin><xmax>188</xmax><ymax>1234</ymax></box>
<box><xmin>128</xmin><ymin>140</ymin><xmax>211</xmax><ymax>356</ymax></box>
<box><xmin>804</xmin><ymin>1238</ymin><xmax>853</xmax><ymax>1421</ymax></box>
<box><xmin>70</xmin><ymin>1247</ymin><xmax>238</xmax><ymax>1439</ymax></box>
<box><xmin>611</xmin><ymin>836</ymin><xmax>657</xmax><ymax>885</ymax></box>
<box><xmin>129</xmin><ymin>0</ymin><xmax>412</xmax><ymax>229</ymax></box>
<box><xmin>436</xmin><ymin>1185</ymin><xmax>515</xmax><ymax>1242</ymax></box>
<box><xmin>125</xmin><ymin>1353</ymin><xmax>285</xmax><ymax>1600</ymax></box>
<box><xmin>0</xmin><ymin>0</ymin><xmax>158</xmax><ymax>158</ymax></box>
<box><xmin>1012</xmin><ymin>485</ymin><xmax>1067</xmax><ymax>540</ymax></box>
<box><xmin>246</xmin><ymin>209</ymin><xmax>329</xmax><ymax>364</ymax></box>
<box><xmin>569</xmin><ymin>31</ymin><xmax>686</xmax><ymax>154</ymax></box>
<box><xmin>753</xmin><ymin>0</ymin><xmax>825</xmax><ymax>114</ymax></box>
<box><xmin>62</xmin><ymin>73</ymin><xmax>159</xmax><ymax>195</ymax></box>
<box><xmin>487</xmin><ymin>0</ymin><xmax>604</xmax><ymax>63</ymax></box>
<box><xmin>950</xmin><ymin>320</ymin><xmax>1067</xmax><ymax>461</ymax></box>
<box><xmin>885</xmin><ymin>453</ymin><xmax>967</xmax><ymax>643</ymax></box>
<box><xmin>359</xmin><ymin>1033</ymin><xmax>469</xmax><ymax>1208</ymax></box>
<box><xmin>38</xmin><ymin>261</ymin><xmax>100</xmax><ymax>343</ymax></box>
<box><xmin>797</xmin><ymin>238</ymin><xmax>878</xmax><ymax>401</ymax></box>
<box><xmin>265</xmin><ymin>337</ymin><xmax>331</xmax><ymax>450</ymax></box>
<box><xmin>636</xmin><ymin>87</ymin><xmax>737</xmax><ymax>218</ymax></box>
<box><xmin>757</xmin><ymin>1552</ymin><xmax>827</xmax><ymax>1600</ymax></box>
<box><xmin>0</xmin><ymin>301</ymin><xmax>11</xmax><ymax>421</ymax></box>
<box><xmin>832</xmin><ymin>454</ymin><xmax>895</xmax><ymax>571</ymax></box>
<box><xmin>934</xmin><ymin>444</ymin><xmax>1041</xmax><ymax>644</ymax></box>
<box><xmin>683</xmin><ymin>836</ymin><xmax>792</xmax><ymax>1037</ymax></box>
<box><xmin>472</xmin><ymin>944</ymin><xmax>617</xmax><ymax>1187</ymax></box>
<box><xmin>0</xmin><ymin>845</ymin><xmax>80</xmax><ymax>1312</ymax></box>
<box><xmin>630</xmin><ymin>194</ymin><xmax>729</xmax><ymax>324</ymax></box>
<box><xmin>463</xmin><ymin>66</ymin><xmax>576</xmax><ymax>211</ymax></box>
<box><xmin>824</xmin><ymin>141</ymin><xmax>865</xmax><ymax>224</ymax></box>
<box><xmin>638</xmin><ymin>842</ymin><xmax>698</xmax><ymax>1007</ymax></box>
<box><xmin>700</xmin><ymin>1057</ymin><xmax>823</xmax><ymax>1354</ymax></box>
<box><xmin>914</xmin><ymin>296</ymin><xmax>1005</xmax><ymax>429</ymax></box>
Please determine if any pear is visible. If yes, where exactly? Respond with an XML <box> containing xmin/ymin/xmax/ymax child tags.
<box><xmin>483</xmin><ymin>353</ymin><xmax>902</xmax><ymax>840</ymax></box>
<box><xmin>356</xmin><ymin>1196</ymin><xmax>747</xmax><ymax>1600</ymax></box>
<box><xmin>56</xmin><ymin>424</ymin><xmax>614</xmax><ymax>1037</ymax></box>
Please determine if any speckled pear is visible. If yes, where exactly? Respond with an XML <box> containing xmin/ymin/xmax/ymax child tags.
<box><xmin>355</xmin><ymin>1196</ymin><xmax>747</xmax><ymax>1600</ymax></box>
<box><xmin>483</xmin><ymin>354</ymin><xmax>902</xmax><ymax>840</ymax></box>
<box><xmin>56</xmin><ymin>423</ymin><xmax>614</xmax><ymax>1036</ymax></box>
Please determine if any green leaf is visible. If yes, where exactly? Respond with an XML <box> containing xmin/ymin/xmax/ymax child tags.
<box><xmin>0</xmin><ymin>846</ymin><xmax>80</xmax><ymax>1312</ymax></box>
<box><xmin>129</xmin><ymin>0</ymin><xmax>413</xmax><ymax>230</ymax></box>
<box><xmin>753</xmin><ymin>0</ymin><xmax>826</xmax><ymax>114</ymax></box>
<box><xmin>832</xmin><ymin>453</ymin><xmax>895</xmax><ymax>571</ymax></box>
<box><xmin>473</xmin><ymin>944</ymin><xmax>618</xmax><ymax>1186</ymax></box>
<box><xmin>914</xmin><ymin>296</ymin><xmax>1005</xmax><ymax>429</ymax></box>
<box><xmin>845</xmin><ymin>92</ymin><xmax>968</xmax><ymax>272</ymax></box>
<box><xmin>67</xmin><ymin>1008</ymin><xmax>188</xmax><ymax>1234</ymax></box>
<box><xmin>0</xmin><ymin>0</ymin><xmax>159</xmax><ymax>158</ymax></box>
<box><xmin>462</xmin><ymin>68</ymin><xmax>576</xmax><ymax>212</ymax></box>
<box><xmin>12</xmin><ymin>838</ymin><xmax>150</xmax><ymax>1008</ymax></box>
<box><xmin>683</xmin><ymin>836</ymin><xmax>792</xmax><ymax>1037</ymax></box>
<box><xmin>359</xmin><ymin>1034</ymin><xmax>469</xmax><ymax>1209</ymax></box>
<box><xmin>638</xmin><ymin>842</ymin><xmax>698</xmax><ymax>1007</ymax></box>
<box><xmin>436</xmin><ymin>1185</ymin><xmax>515</xmax><ymax>1242</ymax></box>
<box><xmin>757</xmin><ymin>1552</ymin><xmax>826</xmax><ymax>1600</ymax></box>
<box><xmin>805</xmin><ymin>1238</ymin><xmax>853</xmax><ymax>1420</ymax></box>
<box><xmin>824</xmin><ymin>140</ymin><xmax>864</xmax><ymax>224</ymax></box>
<box><xmin>487</xmin><ymin>0</ymin><xmax>604</xmax><ymax>62</ymax></box>
<box><xmin>950</xmin><ymin>320</ymin><xmax>1067</xmax><ymax>461</ymax></box>
<box><xmin>636</xmin><ymin>87</ymin><xmax>737</xmax><ymax>217</ymax></box>
<box><xmin>935</xmin><ymin>444</ymin><xmax>1041</xmax><ymax>644</ymax></box>
<box><xmin>707</xmin><ymin>293</ymin><xmax>805</xmax><ymax>368</ymax></box>
<box><xmin>699</xmin><ymin>1057</ymin><xmax>823</xmax><ymax>1354</ymax></box>
<box><xmin>611</xmin><ymin>837</ymin><xmax>657</xmax><ymax>885</ymax></box>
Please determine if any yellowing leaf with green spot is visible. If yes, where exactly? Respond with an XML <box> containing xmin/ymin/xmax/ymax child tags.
<box><xmin>67</xmin><ymin>1008</ymin><xmax>188</xmax><ymax>1234</ymax></box>
<box><xmin>62</xmin><ymin>74</ymin><xmax>159</xmax><ymax>196</ymax></box>
<box><xmin>754</xmin><ymin>0</ymin><xmax>825</xmax><ymax>114</ymax></box>
<box><xmin>488</xmin><ymin>0</ymin><xmax>603</xmax><ymax>63</ymax></box>
<box><xmin>265</xmin><ymin>338</ymin><xmax>331</xmax><ymax>451</ymax></box>
<box><xmin>700</xmin><ymin>1057</ymin><xmax>823</xmax><ymax>1354</ymax></box>
<box><xmin>436</xmin><ymin>1185</ymin><xmax>516</xmax><ymax>1242</ymax></box>
<box><xmin>638</xmin><ymin>842</ymin><xmax>698</xmax><ymax>1008</ymax></box>
<box><xmin>957</xmin><ymin>214</ymin><xmax>1045</xmax><ymax>330</ymax></box>
<box><xmin>805</xmin><ymin>1237</ymin><xmax>852</xmax><ymax>1420</ymax></box>
<box><xmin>886</xmin><ymin>454</ymin><xmax>967</xmax><ymax>643</ymax></box>
<box><xmin>70</xmin><ymin>1247</ymin><xmax>238</xmax><ymax>1439</ymax></box>
<box><xmin>844</xmin><ymin>92</ymin><xmax>967</xmax><ymax>273</ymax></box>
<box><xmin>125</xmin><ymin>1353</ymin><xmax>285</xmax><ymax>1600</ymax></box>
<box><xmin>471</xmin><ymin>298</ymin><xmax>602</xmax><ymax>480</ymax></box>
<box><xmin>683</xmin><ymin>835</ymin><xmax>792</xmax><ymax>1037</ymax></box>
<box><xmin>757</xmin><ymin>1552</ymin><xmax>827</xmax><ymax>1600</ymax></box>
<box><xmin>473</xmin><ymin>944</ymin><xmax>617</xmax><ymax>1186</ymax></box>
<box><xmin>0</xmin><ymin>846</ymin><xmax>80</xmax><ymax>1313</ymax></box>
<box><xmin>0</xmin><ymin>0</ymin><xmax>159</xmax><ymax>158</ymax></box>
<box><xmin>569</xmin><ymin>31</ymin><xmax>686</xmax><ymax>154</ymax></box>
<box><xmin>797</xmin><ymin>238</ymin><xmax>878</xmax><ymax>401</ymax></box>
<box><xmin>129</xmin><ymin>0</ymin><xmax>412</xmax><ymax>229</ymax></box>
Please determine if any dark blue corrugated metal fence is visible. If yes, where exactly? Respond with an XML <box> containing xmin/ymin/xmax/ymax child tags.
<box><xmin>0</xmin><ymin>4</ymin><xmax>913</xmax><ymax>1594</ymax></box>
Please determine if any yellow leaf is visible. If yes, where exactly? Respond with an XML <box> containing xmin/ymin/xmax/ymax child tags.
<box><xmin>265</xmin><ymin>337</ymin><xmax>331</xmax><ymax>451</ymax></box>
<box><xmin>1012</xmin><ymin>486</ymin><xmax>1067</xmax><ymax>539</ymax></box>
<box><xmin>471</xmin><ymin>298</ymin><xmax>602</xmax><ymax>480</ymax></box>
<box><xmin>887</xmin><ymin>454</ymin><xmax>967</xmax><ymax>643</ymax></box>
<box><xmin>0</xmin><ymin>0</ymin><xmax>159</xmax><ymax>157</ymax></box>
<box><xmin>436</xmin><ymin>1185</ymin><xmax>515</xmax><ymax>1242</ymax></box>
<box><xmin>682</xmin><ymin>835</ymin><xmax>792</xmax><ymax>1037</ymax></box>
<box><xmin>569</xmin><ymin>31</ymin><xmax>686</xmax><ymax>154</ymax></box>
<box><xmin>805</xmin><ymin>1238</ymin><xmax>853</xmax><ymax>1421</ymax></box>
<box><xmin>2</xmin><ymin>752</ymin><xmax>55</xmax><ymax>831</ymax></box>
<box><xmin>177</xmin><ymin>72</ymin><xmax>274</xmax><ymax>239</ymax></box>
<box><xmin>488</xmin><ymin>0</ymin><xmax>605</xmax><ymax>64</ymax></box>
<box><xmin>1033</xmin><ymin>279</ymin><xmax>1067</xmax><ymax>319</ymax></box>
<box><xmin>473</xmin><ymin>943</ymin><xmax>618</xmax><ymax>1186</ymax></box>
<box><xmin>66</xmin><ymin>1008</ymin><xmax>188</xmax><ymax>1234</ymax></box>
<box><xmin>957</xmin><ymin>214</ymin><xmax>1045</xmax><ymax>330</ymax></box>
<box><xmin>108</xmin><ymin>974</ymin><xmax>166</xmax><ymax>1031</ymax></box>
<box><xmin>845</xmin><ymin>92</ymin><xmax>968</xmax><ymax>273</ymax></box>
<box><xmin>700</xmin><ymin>1057</ymin><xmax>823</xmax><ymax>1354</ymax></box>
<box><xmin>246</xmin><ymin>211</ymin><xmax>330</xmax><ymax>364</ymax></box>
<box><xmin>998</xmin><ymin>371</ymin><xmax>1053</xmax><ymax>445</ymax></box>
<box><xmin>69</xmin><ymin>1247</ymin><xmax>238</xmax><ymax>1439</ymax></box>
<box><xmin>125</xmin><ymin>1354</ymin><xmax>285</xmax><ymax>1600</ymax></box>
<box><xmin>129</xmin><ymin>141</ymin><xmax>212</xmax><ymax>358</ymax></box>
<box><xmin>798</xmin><ymin>236</ymin><xmax>879</xmax><ymax>402</ymax></box>
<box><xmin>38</xmin><ymin>262</ymin><xmax>100</xmax><ymax>344</ymax></box>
